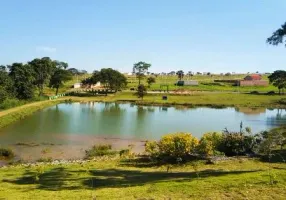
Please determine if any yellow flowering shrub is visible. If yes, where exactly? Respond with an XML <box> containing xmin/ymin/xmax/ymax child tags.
<box><xmin>145</xmin><ymin>140</ymin><xmax>159</xmax><ymax>156</ymax></box>
<box><xmin>198</xmin><ymin>132</ymin><xmax>223</xmax><ymax>156</ymax></box>
<box><xmin>158</xmin><ymin>132</ymin><xmax>199</xmax><ymax>157</ymax></box>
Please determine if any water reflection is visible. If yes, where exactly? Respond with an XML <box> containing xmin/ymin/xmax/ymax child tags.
<box><xmin>0</xmin><ymin>103</ymin><xmax>285</xmax><ymax>145</ymax></box>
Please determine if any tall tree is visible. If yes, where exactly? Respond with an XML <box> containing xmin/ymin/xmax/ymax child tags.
<box><xmin>268</xmin><ymin>70</ymin><xmax>286</xmax><ymax>94</ymax></box>
<box><xmin>29</xmin><ymin>57</ymin><xmax>56</xmax><ymax>96</ymax></box>
<box><xmin>267</xmin><ymin>22</ymin><xmax>286</xmax><ymax>46</ymax></box>
<box><xmin>49</xmin><ymin>68</ymin><xmax>72</xmax><ymax>95</ymax></box>
<box><xmin>176</xmin><ymin>70</ymin><xmax>184</xmax><ymax>80</ymax></box>
<box><xmin>133</xmin><ymin>61</ymin><xmax>151</xmax><ymax>85</ymax></box>
<box><xmin>8</xmin><ymin>63</ymin><xmax>35</xmax><ymax>99</ymax></box>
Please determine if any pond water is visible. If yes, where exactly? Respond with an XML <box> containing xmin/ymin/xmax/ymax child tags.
<box><xmin>0</xmin><ymin>102</ymin><xmax>286</xmax><ymax>146</ymax></box>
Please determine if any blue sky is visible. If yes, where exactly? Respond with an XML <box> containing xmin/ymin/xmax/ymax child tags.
<box><xmin>0</xmin><ymin>0</ymin><xmax>286</xmax><ymax>73</ymax></box>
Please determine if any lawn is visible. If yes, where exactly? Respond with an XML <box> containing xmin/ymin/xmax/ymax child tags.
<box><xmin>0</xmin><ymin>157</ymin><xmax>285</xmax><ymax>199</ymax></box>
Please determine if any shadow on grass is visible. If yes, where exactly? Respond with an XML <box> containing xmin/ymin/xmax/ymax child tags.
<box><xmin>82</xmin><ymin>168</ymin><xmax>261</xmax><ymax>189</ymax></box>
<box><xmin>259</xmin><ymin>149</ymin><xmax>286</xmax><ymax>163</ymax></box>
<box><xmin>3</xmin><ymin>166</ymin><xmax>261</xmax><ymax>191</ymax></box>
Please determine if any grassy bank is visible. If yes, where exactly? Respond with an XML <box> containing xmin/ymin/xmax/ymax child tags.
<box><xmin>0</xmin><ymin>100</ymin><xmax>65</xmax><ymax>129</ymax></box>
<box><xmin>68</xmin><ymin>92</ymin><xmax>286</xmax><ymax>108</ymax></box>
<box><xmin>0</xmin><ymin>158</ymin><xmax>285</xmax><ymax>199</ymax></box>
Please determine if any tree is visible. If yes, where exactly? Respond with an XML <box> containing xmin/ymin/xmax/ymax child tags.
<box><xmin>82</xmin><ymin>68</ymin><xmax>127</xmax><ymax>95</ymax></box>
<box><xmin>176</xmin><ymin>70</ymin><xmax>184</xmax><ymax>80</ymax></box>
<box><xmin>29</xmin><ymin>57</ymin><xmax>56</xmax><ymax>96</ymax></box>
<box><xmin>268</xmin><ymin>70</ymin><xmax>286</xmax><ymax>94</ymax></box>
<box><xmin>187</xmin><ymin>71</ymin><xmax>193</xmax><ymax>77</ymax></box>
<box><xmin>8</xmin><ymin>63</ymin><xmax>35</xmax><ymax>99</ymax></box>
<box><xmin>147</xmin><ymin>77</ymin><xmax>156</xmax><ymax>88</ymax></box>
<box><xmin>133</xmin><ymin>61</ymin><xmax>151</xmax><ymax>85</ymax></box>
<box><xmin>67</xmin><ymin>68</ymin><xmax>80</xmax><ymax>75</ymax></box>
<box><xmin>267</xmin><ymin>22</ymin><xmax>286</xmax><ymax>46</ymax></box>
<box><xmin>137</xmin><ymin>84</ymin><xmax>147</xmax><ymax>100</ymax></box>
<box><xmin>0</xmin><ymin>65</ymin><xmax>14</xmax><ymax>102</ymax></box>
<box><xmin>49</xmin><ymin>68</ymin><xmax>72</xmax><ymax>95</ymax></box>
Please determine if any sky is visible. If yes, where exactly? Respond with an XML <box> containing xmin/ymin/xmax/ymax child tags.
<box><xmin>0</xmin><ymin>0</ymin><xmax>286</xmax><ymax>73</ymax></box>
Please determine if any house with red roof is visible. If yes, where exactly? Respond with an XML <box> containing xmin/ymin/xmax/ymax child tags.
<box><xmin>239</xmin><ymin>74</ymin><xmax>268</xmax><ymax>86</ymax></box>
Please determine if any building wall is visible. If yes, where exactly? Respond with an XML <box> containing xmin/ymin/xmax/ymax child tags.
<box><xmin>239</xmin><ymin>80</ymin><xmax>268</xmax><ymax>86</ymax></box>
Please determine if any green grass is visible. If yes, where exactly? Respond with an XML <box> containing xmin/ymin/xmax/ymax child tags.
<box><xmin>127</xmin><ymin>74</ymin><xmax>277</xmax><ymax>92</ymax></box>
<box><xmin>0</xmin><ymin>158</ymin><xmax>285</xmax><ymax>199</ymax></box>
<box><xmin>68</xmin><ymin>92</ymin><xmax>286</xmax><ymax>108</ymax></box>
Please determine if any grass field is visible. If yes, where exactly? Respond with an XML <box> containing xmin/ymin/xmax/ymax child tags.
<box><xmin>0</xmin><ymin>157</ymin><xmax>285</xmax><ymax>199</ymax></box>
<box><xmin>126</xmin><ymin>74</ymin><xmax>277</xmax><ymax>93</ymax></box>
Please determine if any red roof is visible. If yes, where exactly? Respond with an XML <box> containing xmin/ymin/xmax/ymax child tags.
<box><xmin>244</xmin><ymin>74</ymin><xmax>261</xmax><ymax>80</ymax></box>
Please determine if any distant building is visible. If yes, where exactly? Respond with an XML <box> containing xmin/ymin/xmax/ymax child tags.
<box><xmin>239</xmin><ymin>74</ymin><xmax>268</xmax><ymax>86</ymax></box>
<box><xmin>243</xmin><ymin>74</ymin><xmax>262</xmax><ymax>81</ymax></box>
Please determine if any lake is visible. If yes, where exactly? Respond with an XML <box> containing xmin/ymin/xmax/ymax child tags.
<box><xmin>0</xmin><ymin>102</ymin><xmax>285</xmax><ymax>161</ymax></box>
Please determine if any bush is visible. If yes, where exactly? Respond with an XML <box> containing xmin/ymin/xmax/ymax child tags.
<box><xmin>250</xmin><ymin>91</ymin><xmax>259</xmax><ymax>94</ymax></box>
<box><xmin>0</xmin><ymin>148</ymin><xmax>15</xmax><ymax>159</ymax></box>
<box><xmin>218</xmin><ymin>132</ymin><xmax>256</xmax><ymax>156</ymax></box>
<box><xmin>198</xmin><ymin>132</ymin><xmax>223</xmax><ymax>156</ymax></box>
<box><xmin>158</xmin><ymin>133</ymin><xmax>199</xmax><ymax>157</ymax></box>
<box><xmin>145</xmin><ymin>133</ymin><xmax>199</xmax><ymax>162</ymax></box>
<box><xmin>85</xmin><ymin>144</ymin><xmax>117</xmax><ymax>159</ymax></box>
<box><xmin>267</xmin><ymin>91</ymin><xmax>276</xmax><ymax>95</ymax></box>
<box><xmin>278</xmin><ymin>98</ymin><xmax>286</xmax><ymax>105</ymax></box>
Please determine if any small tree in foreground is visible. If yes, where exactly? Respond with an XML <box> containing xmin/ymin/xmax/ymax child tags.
<box><xmin>137</xmin><ymin>84</ymin><xmax>147</xmax><ymax>100</ymax></box>
<box><xmin>268</xmin><ymin>70</ymin><xmax>286</xmax><ymax>94</ymax></box>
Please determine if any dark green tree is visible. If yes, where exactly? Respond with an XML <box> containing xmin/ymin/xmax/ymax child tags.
<box><xmin>267</xmin><ymin>22</ymin><xmax>286</xmax><ymax>46</ymax></box>
<box><xmin>133</xmin><ymin>61</ymin><xmax>151</xmax><ymax>85</ymax></box>
<box><xmin>137</xmin><ymin>84</ymin><xmax>147</xmax><ymax>100</ymax></box>
<box><xmin>8</xmin><ymin>63</ymin><xmax>35</xmax><ymax>99</ymax></box>
<box><xmin>147</xmin><ymin>77</ymin><xmax>156</xmax><ymax>88</ymax></box>
<box><xmin>29</xmin><ymin>57</ymin><xmax>56</xmax><ymax>96</ymax></box>
<box><xmin>268</xmin><ymin>70</ymin><xmax>286</xmax><ymax>94</ymax></box>
<box><xmin>82</xmin><ymin>68</ymin><xmax>127</xmax><ymax>95</ymax></box>
<box><xmin>176</xmin><ymin>70</ymin><xmax>184</xmax><ymax>80</ymax></box>
<box><xmin>49</xmin><ymin>68</ymin><xmax>72</xmax><ymax>95</ymax></box>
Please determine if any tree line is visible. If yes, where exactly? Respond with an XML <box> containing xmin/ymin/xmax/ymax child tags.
<box><xmin>0</xmin><ymin>57</ymin><xmax>75</xmax><ymax>104</ymax></box>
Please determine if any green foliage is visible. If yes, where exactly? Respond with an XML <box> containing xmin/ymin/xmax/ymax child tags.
<box><xmin>49</xmin><ymin>68</ymin><xmax>72</xmax><ymax>95</ymax></box>
<box><xmin>176</xmin><ymin>70</ymin><xmax>184</xmax><ymax>80</ymax></box>
<box><xmin>268</xmin><ymin>70</ymin><xmax>286</xmax><ymax>94</ymax></box>
<box><xmin>147</xmin><ymin>76</ymin><xmax>156</xmax><ymax>87</ymax></box>
<box><xmin>29</xmin><ymin>57</ymin><xmax>57</xmax><ymax>96</ymax></box>
<box><xmin>267</xmin><ymin>22</ymin><xmax>286</xmax><ymax>46</ymax></box>
<box><xmin>218</xmin><ymin>130</ymin><xmax>257</xmax><ymax>156</ymax></box>
<box><xmin>145</xmin><ymin>133</ymin><xmax>199</xmax><ymax>162</ymax></box>
<box><xmin>8</xmin><ymin>63</ymin><xmax>35</xmax><ymax>99</ymax></box>
<box><xmin>133</xmin><ymin>61</ymin><xmax>151</xmax><ymax>85</ymax></box>
<box><xmin>198</xmin><ymin>132</ymin><xmax>223</xmax><ymax>156</ymax></box>
<box><xmin>85</xmin><ymin>144</ymin><xmax>117</xmax><ymax>159</ymax></box>
<box><xmin>82</xmin><ymin>68</ymin><xmax>127</xmax><ymax>92</ymax></box>
<box><xmin>0</xmin><ymin>148</ymin><xmax>14</xmax><ymax>159</ymax></box>
<box><xmin>137</xmin><ymin>84</ymin><xmax>147</xmax><ymax>99</ymax></box>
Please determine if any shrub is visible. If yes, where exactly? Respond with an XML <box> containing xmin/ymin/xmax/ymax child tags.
<box><xmin>145</xmin><ymin>141</ymin><xmax>159</xmax><ymax>157</ymax></box>
<box><xmin>198</xmin><ymin>132</ymin><xmax>223</xmax><ymax>156</ymax></box>
<box><xmin>278</xmin><ymin>98</ymin><xmax>286</xmax><ymax>105</ymax></box>
<box><xmin>218</xmin><ymin>132</ymin><xmax>256</xmax><ymax>156</ymax></box>
<box><xmin>250</xmin><ymin>91</ymin><xmax>259</xmax><ymax>94</ymax></box>
<box><xmin>0</xmin><ymin>148</ymin><xmax>15</xmax><ymax>159</ymax></box>
<box><xmin>267</xmin><ymin>91</ymin><xmax>276</xmax><ymax>95</ymax></box>
<box><xmin>85</xmin><ymin>144</ymin><xmax>117</xmax><ymax>159</ymax></box>
<box><xmin>158</xmin><ymin>133</ymin><xmax>199</xmax><ymax>158</ymax></box>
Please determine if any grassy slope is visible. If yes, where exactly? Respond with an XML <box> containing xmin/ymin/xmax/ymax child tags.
<box><xmin>0</xmin><ymin>158</ymin><xmax>285</xmax><ymax>199</ymax></box>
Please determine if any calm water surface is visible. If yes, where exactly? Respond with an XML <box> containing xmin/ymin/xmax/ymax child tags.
<box><xmin>0</xmin><ymin>102</ymin><xmax>286</xmax><ymax>146</ymax></box>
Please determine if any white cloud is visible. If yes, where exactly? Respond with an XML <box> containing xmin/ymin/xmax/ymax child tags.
<box><xmin>36</xmin><ymin>46</ymin><xmax>57</xmax><ymax>53</ymax></box>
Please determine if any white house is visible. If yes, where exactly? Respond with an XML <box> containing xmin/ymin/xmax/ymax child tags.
<box><xmin>73</xmin><ymin>83</ymin><xmax>82</xmax><ymax>89</ymax></box>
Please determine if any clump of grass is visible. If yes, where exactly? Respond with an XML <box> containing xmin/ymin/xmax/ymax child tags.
<box><xmin>0</xmin><ymin>148</ymin><xmax>15</xmax><ymax>159</ymax></box>
<box><xmin>85</xmin><ymin>144</ymin><xmax>117</xmax><ymax>159</ymax></box>
<box><xmin>37</xmin><ymin>157</ymin><xmax>53</xmax><ymax>162</ymax></box>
